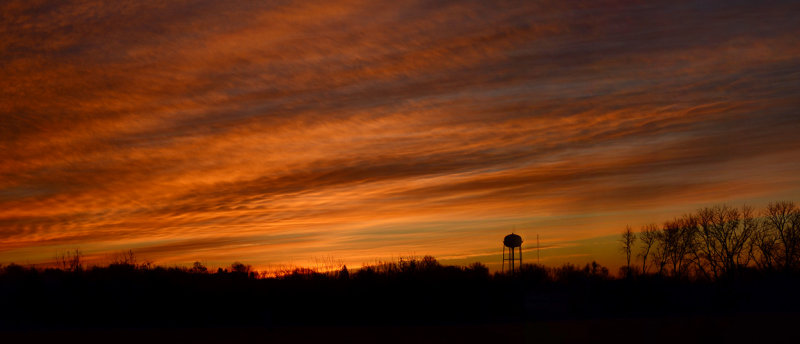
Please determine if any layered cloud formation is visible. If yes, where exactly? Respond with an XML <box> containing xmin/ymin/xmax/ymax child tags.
<box><xmin>2</xmin><ymin>0</ymin><xmax>799</xmax><ymax>269</ymax></box>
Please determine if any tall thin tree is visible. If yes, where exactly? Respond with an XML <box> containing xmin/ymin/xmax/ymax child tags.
<box><xmin>620</xmin><ymin>225</ymin><xmax>636</xmax><ymax>277</ymax></box>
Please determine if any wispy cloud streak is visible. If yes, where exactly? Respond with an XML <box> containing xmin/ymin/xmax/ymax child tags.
<box><xmin>2</xmin><ymin>0</ymin><xmax>799</xmax><ymax>268</ymax></box>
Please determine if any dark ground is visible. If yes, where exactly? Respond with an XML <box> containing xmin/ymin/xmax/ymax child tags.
<box><xmin>3</xmin><ymin>313</ymin><xmax>799</xmax><ymax>344</ymax></box>
<box><xmin>3</xmin><ymin>262</ymin><xmax>800</xmax><ymax>343</ymax></box>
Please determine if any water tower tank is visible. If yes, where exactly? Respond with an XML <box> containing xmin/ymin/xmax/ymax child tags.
<box><xmin>503</xmin><ymin>233</ymin><xmax>522</xmax><ymax>248</ymax></box>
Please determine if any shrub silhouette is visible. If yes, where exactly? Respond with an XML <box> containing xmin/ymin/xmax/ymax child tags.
<box><xmin>190</xmin><ymin>261</ymin><xmax>208</xmax><ymax>273</ymax></box>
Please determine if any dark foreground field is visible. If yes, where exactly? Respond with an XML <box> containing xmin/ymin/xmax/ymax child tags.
<box><xmin>4</xmin><ymin>314</ymin><xmax>799</xmax><ymax>344</ymax></box>
<box><xmin>3</xmin><ymin>259</ymin><xmax>800</xmax><ymax>343</ymax></box>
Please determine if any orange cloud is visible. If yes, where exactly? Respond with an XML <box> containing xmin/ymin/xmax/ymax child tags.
<box><xmin>2</xmin><ymin>0</ymin><xmax>800</xmax><ymax>270</ymax></box>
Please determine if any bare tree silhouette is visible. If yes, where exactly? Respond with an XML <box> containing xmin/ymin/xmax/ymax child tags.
<box><xmin>55</xmin><ymin>248</ymin><xmax>83</xmax><ymax>272</ymax></box>
<box><xmin>663</xmin><ymin>215</ymin><xmax>697</xmax><ymax>278</ymax></box>
<box><xmin>696</xmin><ymin>205</ymin><xmax>757</xmax><ymax>278</ymax></box>
<box><xmin>111</xmin><ymin>249</ymin><xmax>137</xmax><ymax>267</ymax></box>
<box><xmin>620</xmin><ymin>225</ymin><xmax>636</xmax><ymax>277</ymax></box>
<box><xmin>752</xmin><ymin>217</ymin><xmax>780</xmax><ymax>270</ymax></box>
<box><xmin>765</xmin><ymin>201</ymin><xmax>800</xmax><ymax>271</ymax></box>
<box><xmin>623</xmin><ymin>203</ymin><xmax>798</xmax><ymax>279</ymax></box>
<box><xmin>638</xmin><ymin>224</ymin><xmax>659</xmax><ymax>274</ymax></box>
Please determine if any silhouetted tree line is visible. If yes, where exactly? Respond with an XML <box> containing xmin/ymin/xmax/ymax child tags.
<box><xmin>0</xmin><ymin>253</ymin><xmax>631</xmax><ymax>328</ymax></box>
<box><xmin>619</xmin><ymin>201</ymin><xmax>800</xmax><ymax>280</ymax></box>
<box><xmin>4</xmin><ymin>254</ymin><xmax>799</xmax><ymax>330</ymax></box>
<box><xmin>4</xmin><ymin>201</ymin><xmax>800</xmax><ymax>330</ymax></box>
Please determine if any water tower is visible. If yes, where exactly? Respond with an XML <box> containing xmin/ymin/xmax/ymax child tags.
<box><xmin>502</xmin><ymin>233</ymin><xmax>522</xmax><ymax>273</ymax></box>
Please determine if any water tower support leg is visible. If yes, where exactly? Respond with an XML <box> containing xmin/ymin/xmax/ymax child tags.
<box><xmin>510</xmin><ymin>246</ymin><xmax>514</xmax><ymax>272</ymax></box>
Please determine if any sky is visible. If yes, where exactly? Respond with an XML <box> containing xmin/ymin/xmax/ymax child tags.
<box><xmin>2</xmin><ymin>0</ymin><xmax>800</xmax><ymax>272</ymax></box>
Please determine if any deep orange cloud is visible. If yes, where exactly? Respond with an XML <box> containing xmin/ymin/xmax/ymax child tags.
<box><xmin>1</xmin><ymin>0</ymin><xmax>799</xmax><ymax>271</ymax></box>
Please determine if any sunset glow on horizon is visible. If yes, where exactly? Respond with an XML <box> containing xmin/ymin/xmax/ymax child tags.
<box><xmin>2</xmin><ymin>0</ymin><xmax>800</xmax><ymax>272</ymax></box>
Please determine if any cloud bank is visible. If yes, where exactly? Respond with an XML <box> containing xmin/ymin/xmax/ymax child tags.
<box><xmin>2</xmin><ymin>0</ymin><xmax>799</xmax><ymax>268</ymax></box>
